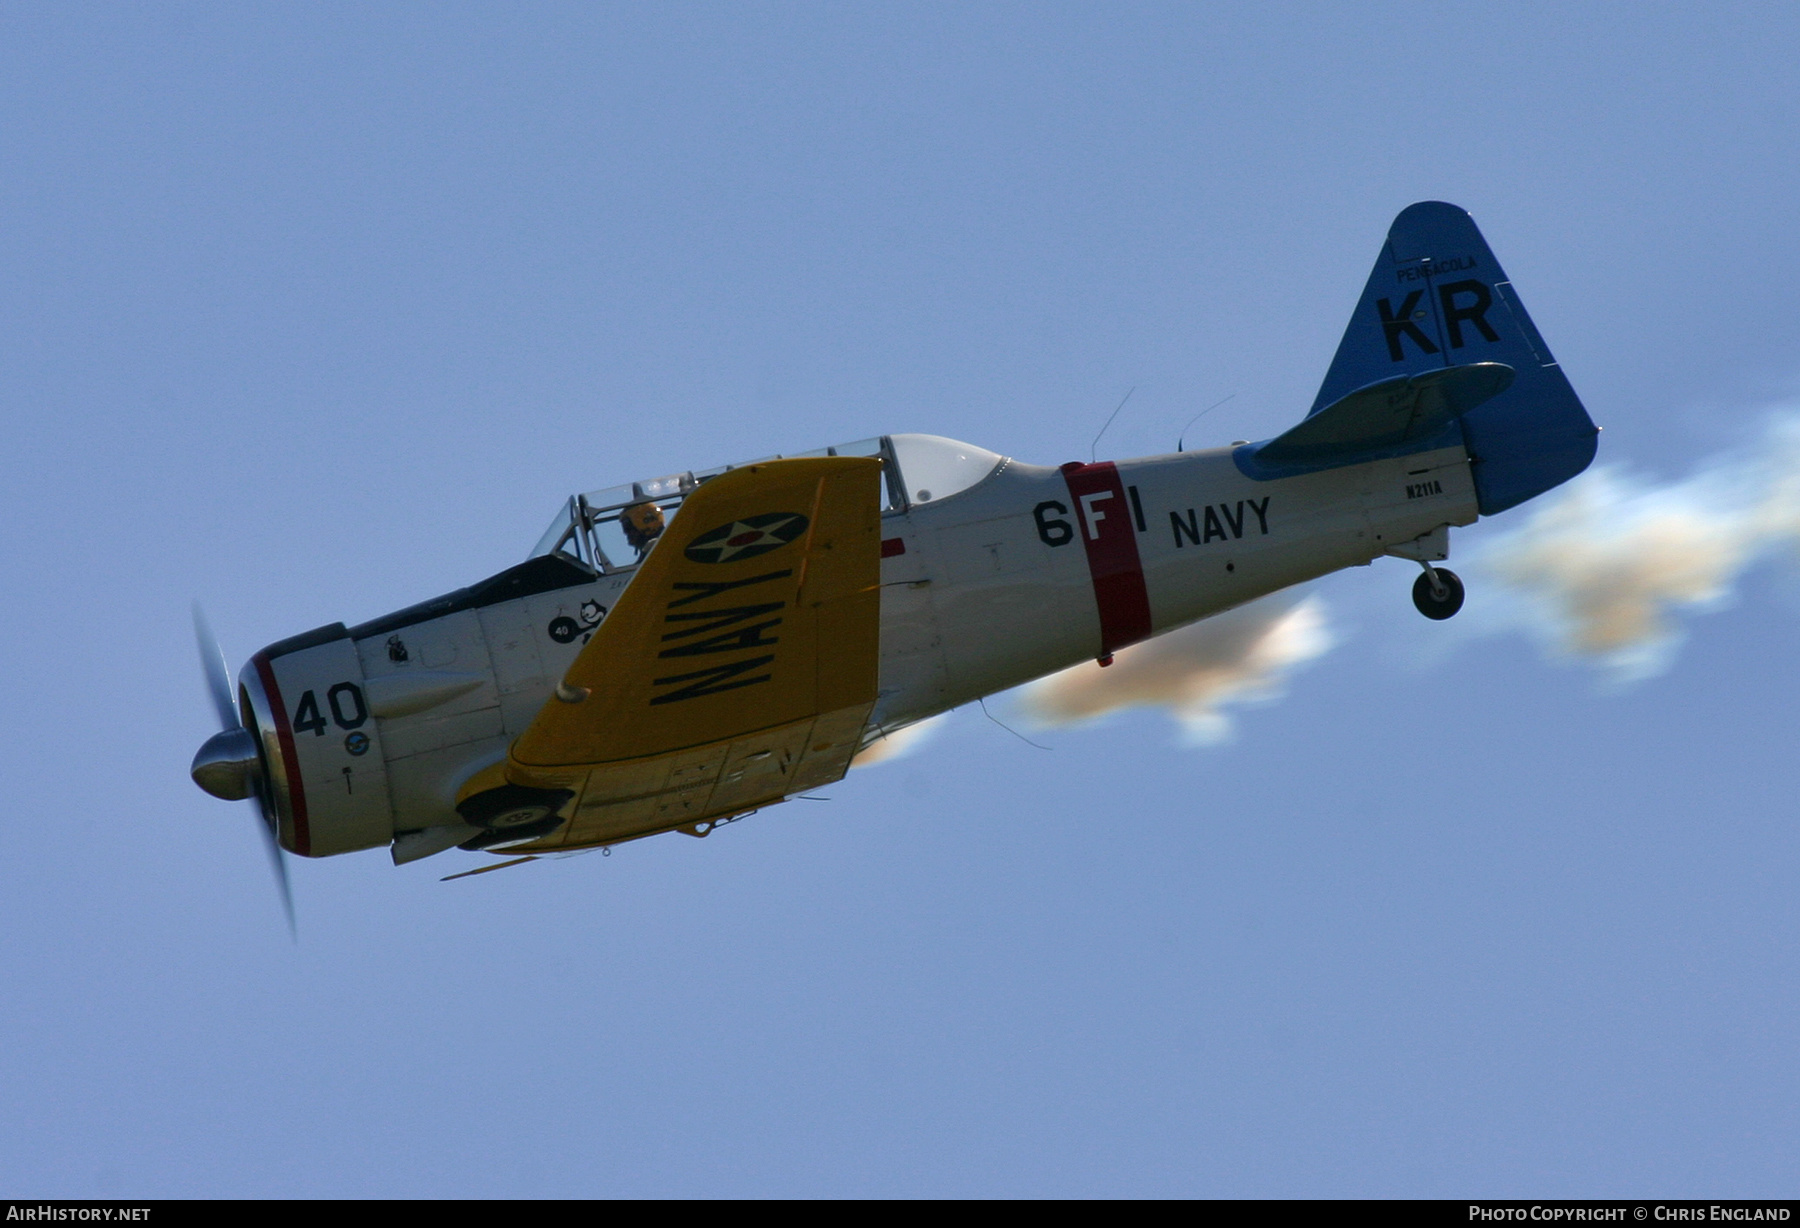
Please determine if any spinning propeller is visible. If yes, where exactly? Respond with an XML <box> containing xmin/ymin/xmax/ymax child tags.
<box><xmin>189</xmin><ymin>605</ymin><xmax>294</xmax><ymax>935</ymax></box>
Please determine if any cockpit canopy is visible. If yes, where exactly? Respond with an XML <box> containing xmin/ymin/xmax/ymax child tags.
<box><xmin>530</xmin><ymin>433</ymin><xmax>1005</xmax><ymax>573</ymax></box>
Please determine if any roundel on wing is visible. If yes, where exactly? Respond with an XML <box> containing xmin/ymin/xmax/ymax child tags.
<box><xmin>684</xmin><ymin>512</ymin><xmax>810</xmax><ymax>564</ymax></box>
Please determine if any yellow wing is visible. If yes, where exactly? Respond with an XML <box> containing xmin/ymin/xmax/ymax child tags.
<box><xmin>482</xmin><ymin>457</ymin><xmax>882</xmax><ymax>850</ymax></box>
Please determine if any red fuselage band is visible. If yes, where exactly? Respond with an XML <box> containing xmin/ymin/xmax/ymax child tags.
<box><xmin>252</xmin><ymin>652</ymin><xmax>312</xmax><ymax>857</ymax></box>
<box><xmin>1060</xmin><ymin>461</ymin><xmax>1152</xmax><ymax>655</ymax></box>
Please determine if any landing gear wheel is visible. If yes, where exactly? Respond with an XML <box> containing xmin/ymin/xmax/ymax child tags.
<box><xmin>455</xmin><ymin>784</ymin><xmax>574</xmax><ymax>849</ymax></box>
<box><xmin>1412</xmin><ymin>567</ymin><xmax>1465</xmax><ymax>620</ymax></box>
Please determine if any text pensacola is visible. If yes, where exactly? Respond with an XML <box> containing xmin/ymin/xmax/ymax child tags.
<box><xmin>1470</xmin><ymin>1210</ymin><xmax>1791</xmax><ymax>1223</ymax></box>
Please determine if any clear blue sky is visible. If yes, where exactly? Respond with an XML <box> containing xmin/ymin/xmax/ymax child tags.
<box><xmin>4</xmin><ymin>3</ymin><xmax>1797</xmax><ymax>1196</ymax></box>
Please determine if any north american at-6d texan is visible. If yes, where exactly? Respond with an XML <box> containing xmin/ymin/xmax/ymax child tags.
<box><xmin>190</xmin><ymin>202</ymin><xmax>1598</xmax><ymax>904</ymax></box>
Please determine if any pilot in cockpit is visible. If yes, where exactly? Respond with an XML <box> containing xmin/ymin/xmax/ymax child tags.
<box><xmin>621</xmin><ymin>500</ymin><xmax>667</xmax><ymax>557</ymax></box>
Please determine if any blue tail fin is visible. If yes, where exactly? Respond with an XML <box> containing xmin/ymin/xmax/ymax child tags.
<box><xmin>1311</xmin><ymin>202</ymin><xmax>1597</xmax><ymax>514</ymax></box>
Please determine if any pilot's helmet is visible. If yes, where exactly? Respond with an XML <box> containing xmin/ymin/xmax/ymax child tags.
<box><xmin>621</xmin><ymin>500</ymin><xmax>667</xmax><ymax>550</ymax></box>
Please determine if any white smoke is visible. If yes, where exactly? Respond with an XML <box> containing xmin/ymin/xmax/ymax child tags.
<box><xmin>1018</xmin><ymin>593</ymin><xmax>1334</xmax><ymax>744</ymax></box>
<box><xmin>850</xmin><ymin>713</ymin><xmax>949</xmax><ymax>768</ymax></box>
<box><xmin>1472</xmin><ymin>413</ymin><xmax>1800</xmax><ymax>680</ymax></box>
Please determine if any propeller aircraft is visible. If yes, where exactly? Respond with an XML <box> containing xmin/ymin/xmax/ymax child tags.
<box><xmin>191</xmin><ymin>202</ymin><xmax>1598</xmax><ymax>903</ymax></box>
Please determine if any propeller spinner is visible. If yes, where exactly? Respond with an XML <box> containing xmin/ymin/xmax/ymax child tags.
<box><xmin>190</xmin><ymin>605</ymin><xmax>295</xmax><ymax>934</ymax></box>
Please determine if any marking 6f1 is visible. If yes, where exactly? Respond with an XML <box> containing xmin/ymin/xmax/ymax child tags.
<box><xmin>293</xmin><ymin>682</ymin><xmax>368</xmax><ymax>736</ymax></box>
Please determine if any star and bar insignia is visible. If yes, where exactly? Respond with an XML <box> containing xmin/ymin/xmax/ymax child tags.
<box><xmin>683</xmin><ymin>512</ymin><xmax>810</xmax><ymax>564</ymax></box>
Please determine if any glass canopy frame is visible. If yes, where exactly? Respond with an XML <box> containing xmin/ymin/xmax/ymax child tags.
<box><xmin>530</xmin><ymin>434</ymin><xmax>1005</xmax><ymax>574</ymax></box>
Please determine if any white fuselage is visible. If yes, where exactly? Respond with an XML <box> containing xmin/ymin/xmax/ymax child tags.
<box><xmin>869</xmin><ymin>442</ymin><xmax>1475</xmax><ymax>730</ymax></box>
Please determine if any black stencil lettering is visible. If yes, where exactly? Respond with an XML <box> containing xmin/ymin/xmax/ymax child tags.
<box><xmin>1170</xmin><ymin>508</ymin><xmax>1201</xmax><ymax>548</ymax></box>
<box><xmin>1034</xmin><ymin>500</ymin><xmax>1074</xmax><ymax>547</ymax></box>
<box><xmin>327</xmin><ymin>681</ymin><xmax>368</xmax><ymax>730</ymax></box>
<box><xmin>1439</xmin><ymin>279</ymin><xmax>1499</xmax><ymax>348</ymax></box>
<box><xmin>293</xmin><ymin>690</ymin><xmax>327</xmax><ymax>737</ymax></box>
<box><xmin>662</xmin><ymin>601</ymin><xmax>785</xmax><ymax>642</ymax></box>
<box><xmin>666</xmin><ymin>570</ymin><xmax>792</xmax><ymax>610</ymax></box>
<box><xmin>1247</xmin><ymin>496</ymin><xmax>1271</xmax><ymax>535</ymax></box>
<box><xmin>650</xmin><ymin>655</ymin><xmax>777</xmax><ymax>705</ymax></box>
<box><xmin>658</xmin><ymin>619</ymin><xmax>782</xmax><ymax>658</ymax></box>
<box><xmin>1202</xmin><ymin>506</ymin><xmax>1228</xmax><ymax>544</ymax></box>
<box><xmin>1128</xmin><ymin>485</ymin><xmax>1147</xmax><ymax>533</ymax></box>
<box><xmin>1219</xmin><ymin>501</ymin><xmax>1246</xmax><ymax>539</ymax></box>
<box><xmin>1376</xmin><ymin>291</ymin><xmax>1440</xmax><ymax>361</ymax></box>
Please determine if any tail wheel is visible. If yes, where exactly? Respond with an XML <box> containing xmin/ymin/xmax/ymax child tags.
<box><xmin>1412</xmin><ymin>567</ymin><xmax>1465</xmax><ymax>620</ymax></box>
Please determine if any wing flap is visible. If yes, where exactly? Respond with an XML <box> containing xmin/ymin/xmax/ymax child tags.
<box><xmin>505</xmin><ymin>711</ymin><xmax>857</xmax><ymax>851</ymax></box>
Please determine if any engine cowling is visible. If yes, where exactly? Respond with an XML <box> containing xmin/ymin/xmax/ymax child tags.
<box><xmin>239</xmin><ymin>624</ymin><xmax>397</xmax><ymax>858</ymax></box>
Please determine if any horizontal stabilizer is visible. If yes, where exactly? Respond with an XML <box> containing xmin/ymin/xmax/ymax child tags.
<box><xmin>1251</xmin><ymin>362</ymin><xmax>1513</xmax><ymax>471</ymax></box>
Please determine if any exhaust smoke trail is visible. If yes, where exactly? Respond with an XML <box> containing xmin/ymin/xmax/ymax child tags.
<box><xmin>1473</xmin><ymin>413</ymin><xmax>1800</xmax><ymax>680</ymax></box>
<box><xmin>851</xmin><ymin>713</ymin><xmax>949</xmax><ymax>768</ymax></box>
<box><xmin>1019</xmin><ymin>593</ymin><xmax>1333</xmax><ymax>743</ymax></box>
